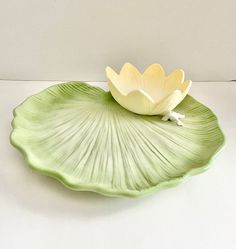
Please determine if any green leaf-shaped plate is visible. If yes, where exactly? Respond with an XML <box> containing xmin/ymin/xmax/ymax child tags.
<box><xmin>10</xmin><ymin>82</ymin><xmax>225</xmax><ymax>197</ymax></box>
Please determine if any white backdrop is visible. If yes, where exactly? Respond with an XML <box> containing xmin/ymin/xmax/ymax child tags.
<box><xmin>0</xmin><ymin>0</ymin><xmax>236</xmax><ymax>81</ymax></box>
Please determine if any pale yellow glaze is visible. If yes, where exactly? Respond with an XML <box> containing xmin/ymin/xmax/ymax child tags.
<box><xmin>106</xmin><ymin>63</ymin><xmax>192</xmax><ymax>115</ymax></box>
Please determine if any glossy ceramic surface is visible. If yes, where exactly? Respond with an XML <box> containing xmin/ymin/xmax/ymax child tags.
<box><xmin>106</xmin><ymin>63</ymin><xmax>192</xmax><ymax>115</ymax></box>
<box><xmin>10</xmin><ymin>82</ymin><xmax>225</xmax><ymax>197</ymax></box>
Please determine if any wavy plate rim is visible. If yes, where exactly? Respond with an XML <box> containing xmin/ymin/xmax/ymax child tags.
<box><xmin>10</xmin><ymin>82</ymin><xmax>226</xmax><ymax>198</ymax></box>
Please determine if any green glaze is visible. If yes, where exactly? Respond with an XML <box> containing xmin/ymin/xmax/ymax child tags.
<box><xmin>10</xmin><ymin>82</ymin><xmax>225</xmax><ymax>198</ymax></box>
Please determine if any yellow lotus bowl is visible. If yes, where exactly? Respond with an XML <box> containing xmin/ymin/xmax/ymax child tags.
<box><xmin>106</xmin><ymin>63</ymin><xmax>192</xmax><ymax>115</ymax></box>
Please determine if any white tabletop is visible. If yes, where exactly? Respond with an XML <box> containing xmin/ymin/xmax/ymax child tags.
<box><xmin>0</xmin><ymin>80</ymin><xmax>235</xmax><ymax>249</ymax></box>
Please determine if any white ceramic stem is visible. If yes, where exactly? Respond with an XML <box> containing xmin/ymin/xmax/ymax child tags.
<box><xmin>162</xmin><ymin>111</ymin><xmax>185</xmax><ymax>126</ymax></box>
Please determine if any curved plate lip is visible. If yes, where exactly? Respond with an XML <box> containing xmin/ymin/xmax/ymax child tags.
<box><xmin>10</xmin><ymin>81</ymin><xmax>226</xmax><ymax>198</ymax></box>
